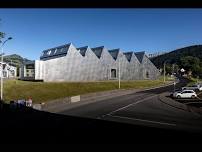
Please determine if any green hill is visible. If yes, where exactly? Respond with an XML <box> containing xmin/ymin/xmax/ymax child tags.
<box><xmin>150</xmin><ymin>45</ymin><xmax>202</xmax><ymax>77</ymax></box>
<box><xmin>1</xmin><ymin>54</ymin><xmax>32</xmax><ymax>76</ymax></box>
<box><xmin>2</xmin><ymin>54</ymin><xmax>31</xmax><ymax>67</ymax></box>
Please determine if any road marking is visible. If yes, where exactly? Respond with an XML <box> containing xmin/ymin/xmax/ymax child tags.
<box><xmin>109</xmin><ymin>115</ymin><xmax>177</xmax><ymax>126</ymax></box>
<box><xmin>100</xmin><ymin>94</ymin><xmax>158</xmax><ymax>118</ymax></box>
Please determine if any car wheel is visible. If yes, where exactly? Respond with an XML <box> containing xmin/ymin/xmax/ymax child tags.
<box><xmin>191</xmin><ymin>95</ymin><xmax>196</xmax><ymax>99</ymax></box>
<box><xmin>177</xmin><ymin>95</ymin><xmax>181</xmax><ymax>99</ymax></box>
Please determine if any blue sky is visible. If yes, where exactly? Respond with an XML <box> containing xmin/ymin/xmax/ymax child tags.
<box><xmin>0</xmin><ymin>9</ymin><xmax>202</xmax><ymax>60</ymax></box>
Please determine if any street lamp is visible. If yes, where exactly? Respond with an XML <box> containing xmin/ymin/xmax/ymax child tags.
<box><xmin>0</xmin><ymin>37</ymin><xmax>12</xmax><ymax>101</ymax></box>
<box><xmin>163</xmin><ymin>61</ymin><xmax>166</xmax><ymax>83</ymax></box>
<box><xmin>119</xmin><ymin>56</ymin><xmax>120</xmax><ymax>89</ymax></box>
<box><xmin>118</xmin><ymin>52</ymin><xmax>123</xmax><ymax>89</ymax></box>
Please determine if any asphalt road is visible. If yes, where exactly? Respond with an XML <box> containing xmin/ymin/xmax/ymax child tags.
<box><xmin>59</xmin><ymin>77</ymin><xmax>202</xmax><ymax>133</ymax></box>
<box><xmin>1</xmin><ymin>76</ymin><xmax>202</xmax><ymax>143</ymax></box>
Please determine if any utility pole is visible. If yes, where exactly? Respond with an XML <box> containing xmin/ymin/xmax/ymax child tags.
<box><xmin>119</xmin><ymin>57</ymin><xmax>120</xmax><ymax>89</ymax></box>
<box><xmin>164</xmin><ymin>62</ymin><xmax>166</xmax><ymax>83</ymax></box>
<box><xmin>0</xmin><ymin>37</ymin><xmax>12</xmax><ymax>101</ymax></box>
<box><xmin>172</xmin><ymin>64</ymin><xmax>174</xmax><ymax>75</ymax></box>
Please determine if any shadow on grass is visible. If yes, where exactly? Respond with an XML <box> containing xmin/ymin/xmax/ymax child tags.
<box><xmin>0</xmin><ymin>101</ymin><xmax>202</xmax><ymax>144</ymax></box>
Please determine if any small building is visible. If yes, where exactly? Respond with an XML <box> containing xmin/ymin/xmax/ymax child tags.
<box><xmin>0</xmin><ymin>62</ymin><xmax>17</xmax><ymax>78</ymax></box>
<box><xmin>19</xmin><ymin>60</ymin><xmax>35</xmax><ymax>80</ymax></box>
<box><xmin>19</xmin><ymin>43</ymin><xmax>160</xmax><ymax>82</ymax></box>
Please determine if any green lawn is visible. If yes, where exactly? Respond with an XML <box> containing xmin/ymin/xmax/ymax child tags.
<box><xmin>2</xmin><ymin>76</ymin><xmax>172</xmax><ymax>103</ymax></box>
<box><xmin>186</xmin><ymin>77</ymin><xmax>202</xmax><ymax>86</ymax></box>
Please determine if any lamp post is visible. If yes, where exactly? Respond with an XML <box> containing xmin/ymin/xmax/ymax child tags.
<box><xmin>0</xmin><ymin>37</ymin><xmax>12</xmax><ymax>101</ymax></box>
<box><xmin>119</xmin><ymin>57</ymin><xmax>120</xmax><ymax>89</ymax></box>
<box><xmin>164</xmin><ymin>61</ymin><xmax>166</xmax><ymax>83</ymax></box>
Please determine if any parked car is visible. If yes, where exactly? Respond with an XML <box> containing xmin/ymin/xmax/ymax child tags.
<box><xmin>182</xmin><ymin>84</ymin><xmax>202</xmax><ymax>92</ymax></box>
<box><xmin>170</xmin><ymin>89</ymin><xmax>182</xmax><ymax>97</ymax></box>
<box><xmin>173</xmin><ymin>90</ymin><xmax>197</xmax><ymax>99</ymax></box>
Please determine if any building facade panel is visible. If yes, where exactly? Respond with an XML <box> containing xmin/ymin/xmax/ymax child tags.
<box><xmin>20</xmin><ymin>43</ymin><xmax>160</xmax><ymax>82</ymax></box>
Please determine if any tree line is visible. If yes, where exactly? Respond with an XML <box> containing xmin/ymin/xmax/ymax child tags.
<box><xmin>151</xmin><ymin>45</ymin><xmax>202</xmax><ymax>78</ymax></box>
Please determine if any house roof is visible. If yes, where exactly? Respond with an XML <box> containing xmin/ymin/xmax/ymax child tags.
<box><xmin>134</xmin><ymin>51</ymin><xmax>145</xmax><ymax>63</ymax></box>
<box><xmin>40</xmin><ymin>43</ymin><xmax>71</xmax><ymax>61</ymax></box>
<box><xmin>23</xmin><ymin>60</ymin><xmax>35</xmax><ymax>65</ymax></box>
<box><xmin>77</xmin><ymin>46</ymin><xmax>88</xmax><ymax>56</ymax></box>
<box><xmin>91</xmin><ymin>46</ymin><xmax>104</xmax><ymax>59</ymax></box>
<box><xmin>108</xmin><ymin>49</ymin><xmax>120</xmax><ymax>60</ymax></box>
<box><xmin>123</xmin><ymin>52</ymin><xmax>133</xmax><ymax>62</ymax></box>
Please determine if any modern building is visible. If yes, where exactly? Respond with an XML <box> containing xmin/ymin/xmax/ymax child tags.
<box><xmin>0</xmin><ymin>62</ymin><xmax>17</xmax><ymax>78</ymax></box>
<box><xmin>19</xmin><ymin>60</ymin><xmax>35</xmax><ymax>80</ymax></box>
<box><xmin>19</xmin><ymin>43</ymin><xmax>160</xmax><ymax>82</ymax></box>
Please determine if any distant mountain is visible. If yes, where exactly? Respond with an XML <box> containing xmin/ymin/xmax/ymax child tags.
<box><xmin>2</xmin><ymin>54</ymin><xmax>32</xmax><ymax>67</ymax></box>
<box><xmin>150</xmin><ymin>45</ymin><xmax>202</xmax><ymax>69</ymax></box>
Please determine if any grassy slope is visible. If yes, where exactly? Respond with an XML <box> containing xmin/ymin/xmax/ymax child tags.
<box><xmin>3</xmin><ymin>76</ymin><xmax>172</xmax><ymax>103</ymax></box>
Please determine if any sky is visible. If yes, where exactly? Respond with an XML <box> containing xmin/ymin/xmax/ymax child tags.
<box><xmin>0</xmin><ymin>9</ymin><xmax>202</xmax><ymax>60</ymax></box>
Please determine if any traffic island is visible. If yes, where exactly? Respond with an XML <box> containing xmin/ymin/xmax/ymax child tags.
<box><xmin>159</xmin><ymin>92</ymin><xmax>189</xmax><ymax>111</ymax></box>
<box><xmin>159</xmin><ymin>92</ymin><xmax>202</xmax><ymax>115</ymax></box>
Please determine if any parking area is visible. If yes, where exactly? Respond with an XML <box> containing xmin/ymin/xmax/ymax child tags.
<box><xmin>171</xmin><ymin>91</ymin><xmax>202</xmax><ymax>108</ymax></box>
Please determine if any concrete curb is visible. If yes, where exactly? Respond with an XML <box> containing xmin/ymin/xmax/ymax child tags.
<box><xmin>158</xmin><ymin>92</ymin><xmax>189</xmax><ymax>111</ymax></box>
<box><xmin>41</xmin><ymin>89</ymin><xmax>140</xmax><ymax>112</ymax></box>
<box><xmin>40</xmin><ymin>81</ymin><xmax>174</xmax><ymax>112</ymax></box>
<box><xmin>159</xmin><ymin>92</ymin><xmax>202</xmax><ymax>115</ymax></box>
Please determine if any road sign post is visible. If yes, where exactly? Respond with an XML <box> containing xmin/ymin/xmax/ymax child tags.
<box><xmin>174</xmin><ymin>81</ymin><xmax>176</xmax><ymax>92</ymax></box>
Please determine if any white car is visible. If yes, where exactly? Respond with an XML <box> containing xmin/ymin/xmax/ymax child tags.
<box><xmin>182</xmin><ymin>84</ymin><xmax>202</xmax><ymax>92</ymax></box>
<box><xmin>173</xmin><ymin>90</ymin><xmax>197</xmax><ymax>99</ymax></box>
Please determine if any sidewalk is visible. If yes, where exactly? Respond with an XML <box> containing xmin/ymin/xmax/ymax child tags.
<box><xmin>41</xmin><ymin>82</ymin><xmax>174</xmax><ymax>113</ymax></box>
<box><xmin>41</xmin><ymin>89</ymin><xmax>141</xmax><ymax>113</ymax></box>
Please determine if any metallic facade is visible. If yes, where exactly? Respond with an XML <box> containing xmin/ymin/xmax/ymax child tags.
<box><xmin>20</xmin><ymin>43</ymin><xmax>160</xmax><ymax>82</ymax></box>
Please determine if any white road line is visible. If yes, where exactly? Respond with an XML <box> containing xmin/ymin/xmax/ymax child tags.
<box><xmin>100</xmin><ymin>94</ymin><xmax>158</xmax><ymax>118</ymax></box>
<box><xmin>109</xmin><ymin>115</ymin><xmax>176</xmax><ymax>126</ymax></box>
<box><xmin>97</xmin><ymin>83</ymin><xmax>175</xmax><ymax>119</ymax></box>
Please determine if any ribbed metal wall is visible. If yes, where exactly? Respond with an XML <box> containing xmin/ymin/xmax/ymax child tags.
<box><xmin>20</xmin><ymin>43</ymin><xmax>160</xmax><ymax>82</ymax></box>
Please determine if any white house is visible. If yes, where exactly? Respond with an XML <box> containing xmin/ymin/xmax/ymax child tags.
<box><xmin>0</xmin><ymin>62</ymin><xmax>17</xmax><ymax>78</ymax></box>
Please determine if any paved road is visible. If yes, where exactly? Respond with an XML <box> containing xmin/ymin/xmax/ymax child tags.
<box><xmin>59</xmin><ymin>77</ymin><xmax>202</xmax><ymax>133</ymax></box>
<box><xmin>1</xmin><ymin>77</ymin><xmax>202</xmax><ymax>143</ymax></box>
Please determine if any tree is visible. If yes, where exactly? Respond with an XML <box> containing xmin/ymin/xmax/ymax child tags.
<box><xmin>0</xmin><ymin>32</ymin><xmax>5</xmax><ymax>38</ymax></box>
<box><xmin>0</xmin><ymin>19</ymin><xmax>6</xmax><ymax>43</ymax></box>
<box><xmin>180</xmin><ymin>56</ymin><xmax>202</xmax><ymax>77</ymax></box>
<box><xmin>165</xmin><ymin>64</ymin><xmax>172</xmax><ymax>75</ymax></box>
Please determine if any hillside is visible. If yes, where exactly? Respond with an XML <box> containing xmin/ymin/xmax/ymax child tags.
<box><xmin>2</xmin><ymin>54</ymin><xmax>32</xmax><ymax>67</ymax></box>
<box><xmin>150</xmin><ymin>45</ymin><xmax>202</xmax><ymax>77</ymax></box>
<box><xmin>151</xmin><ymin>45</ymin><xmax>202</xmax><ymax>69</ymax></box>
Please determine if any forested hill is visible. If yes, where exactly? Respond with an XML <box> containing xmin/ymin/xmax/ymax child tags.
<box><xmin>150</xmin><ymin>45</ymin><xmax>202</xmax><ymax>77</ymax></box>
<box><xmin>150</xmin><ymin>45</ymin><xmax>202</xmax><ymax>69</ymax></box>
<box><xmin>2</xmin><ymin>54</ymin><xmax>32</xmax><ymax>67</ymax></box>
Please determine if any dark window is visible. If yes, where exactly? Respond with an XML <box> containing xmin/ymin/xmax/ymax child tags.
<box><xmin>146</xmin><ymin>71</ymin><xmax>149</xmax><ymax>78</ymax></box>
<box><xmin>111</xmin><ymin>69</ymin><xmax>117</xmax><ymax>78</ymax></box>
<box><xmin>26</xmin><ymin>64</ymin><xmax>34</xmax><ymax>69</ymax></box>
